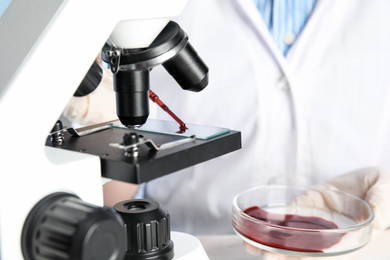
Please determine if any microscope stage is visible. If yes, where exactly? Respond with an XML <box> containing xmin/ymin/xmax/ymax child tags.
<box><xmin>113</xmin><ymin>119</ymin><xmax>231</xmax><ymax>140</ymax></box>
<box><xmin>46</xmin><ymin>120</ymin><xmax>241</xmax><ymax>183</ymax></box>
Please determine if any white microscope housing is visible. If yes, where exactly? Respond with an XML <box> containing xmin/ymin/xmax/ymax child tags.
<box><xmin>0</xmin><ymin>0</ymin><xmax>211</xmax><ymax>259</ymax></box>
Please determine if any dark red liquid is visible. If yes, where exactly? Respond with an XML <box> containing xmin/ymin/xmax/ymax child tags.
<box><xmin>149</xmin><ymin>90</ymin><xmax>188</xmax><ymax>131</ymax></box>
<box><xmin>237</xmin><ymin>206</ymin><xmax>344</xmax><ymax>252</ymax></box>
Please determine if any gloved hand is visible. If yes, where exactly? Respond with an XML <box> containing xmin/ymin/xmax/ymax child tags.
<box><xmin>243</xmin><ymin>167</ymin><xmax>390</xmax><ymax>260</ymax></box>
<box><xmin>299</xmin><ymin>167</ymin><xmax>390</xmax><ymax>232</ymax></box>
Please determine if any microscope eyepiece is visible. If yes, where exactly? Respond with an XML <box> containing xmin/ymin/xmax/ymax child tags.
<box><xmin>73</xmin><ymin>61</ymin><xmax>103</xmax><ymax>97</ymax></box>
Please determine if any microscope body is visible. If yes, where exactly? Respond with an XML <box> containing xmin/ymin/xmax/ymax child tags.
<box><xmin>0</xmin><ymin>0</ymin><xmax>188</xmax><ymax>258</ymax></box>
<box><xmin>0</xmin><ymin>0</ymin><xmax>242</xmax><ymax>258</ymax></box>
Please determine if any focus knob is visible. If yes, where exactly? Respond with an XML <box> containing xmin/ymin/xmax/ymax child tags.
<box><xmin>114</xmin><ymin>199</ymin><xmax>174</xmax><ymax>260</ymax></box>
<box><xmin>21</xmin><ymin>192</ymin><xmax>126</xmax><ymax>260</ymax></box>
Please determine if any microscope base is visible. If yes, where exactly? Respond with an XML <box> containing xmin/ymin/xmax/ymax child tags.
<box><xmin>172</xmin><ymin>231</ymin><xmax>209</xmax><ymax>260</ymax></box>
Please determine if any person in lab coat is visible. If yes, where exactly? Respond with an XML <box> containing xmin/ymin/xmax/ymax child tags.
<box><xmin>64</xmin><ymin>0</ymin><xmax>390</xmax><ymax>246</ymax></box>
<box><xmin>139</xmin><ymin>0</ymin><xmax>390</xmax><ymax>236</ymax></box>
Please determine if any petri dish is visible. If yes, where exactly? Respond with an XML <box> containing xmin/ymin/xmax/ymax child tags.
<box><xmin>232</xmin><ymin>185</ymin><xmax>374</xmax><ymax>257</ymax></box>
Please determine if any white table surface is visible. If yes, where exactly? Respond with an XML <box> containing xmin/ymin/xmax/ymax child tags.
<box><xmin>197</xmin><ymin>229</ymin><xmax>390</xmax><ymax>260</ymax></box>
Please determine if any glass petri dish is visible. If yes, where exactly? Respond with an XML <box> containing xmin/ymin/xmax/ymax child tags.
<box><xmin>232</xmin><ymin>185</ymin><xmax>374</xmax><ymax>257</ymax></box>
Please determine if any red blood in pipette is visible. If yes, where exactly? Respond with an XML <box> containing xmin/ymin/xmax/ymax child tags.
<box><xmin>237</xmin><ymin>206</ymin><xmax>344</xmax><ymax>252</ymax></box>
<box><xmin>149</xmin><ymin>90</ymin><xmax>188</xmax><ymax>131</ymax></box>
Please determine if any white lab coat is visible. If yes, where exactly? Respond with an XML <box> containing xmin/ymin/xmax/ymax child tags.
<box><xmin>144</xmin><ymin>0</ymin><xmax>390</xmax><ymax>235</ymax></box>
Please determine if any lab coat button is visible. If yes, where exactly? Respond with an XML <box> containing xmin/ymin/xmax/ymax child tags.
<box><xmin>283</xmin><ymin>33</ymin><xmax>296</xmax><ymax>45</ymax></box>
<box><xmin>277</xmin><ymin>77</ymin><xmax>290</xmax><ymax>91</ymax></box>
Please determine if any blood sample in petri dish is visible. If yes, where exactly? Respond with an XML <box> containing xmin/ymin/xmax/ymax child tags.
<box><xmin>239</xmin><ymin>206</ymin><xmax>345</xmax><ymax>252</ymax></box>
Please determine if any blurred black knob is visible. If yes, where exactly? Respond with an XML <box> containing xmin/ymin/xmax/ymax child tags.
<box><xmin>114</xmin><ymin>199</ymin><xmax>174</xmax><ymax>260</ymax></box>
<box><xmin>21</xmin><ymin>192</ymin><xmax>126</xmax><ymax>260</ymax></box>
<box><xmin>74</xmin><ymin>61</ymin><xmax>103</xmax><ymax>97</ymax></box>
<box><xmin>123</xmin><ymin>132</ymin><xmax>139</xmax><ymax>146</ymax></box>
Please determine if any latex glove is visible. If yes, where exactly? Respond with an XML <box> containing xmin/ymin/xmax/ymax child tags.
<box><xmin>301</xmin><ymin>167</ymin><xmax>390</xmax><ymax>231</ymax></box>
<box><xmin>63</xmin><ymin>58</ymin><xmax>117</xmax><ymax>126</ymax></box>
<box><xmin>243</xmin><ymin>167</ymin><xmax>390</xmax><ymax>260</ymax></box>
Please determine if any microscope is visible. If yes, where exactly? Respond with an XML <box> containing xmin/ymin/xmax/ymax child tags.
<box><xmin>0</xmin><ymin>0</ymin><xmax>241</xmax><ymax>259</ymax></box>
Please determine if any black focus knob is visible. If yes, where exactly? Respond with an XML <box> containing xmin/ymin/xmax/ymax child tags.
<box><xmin>123</xmin><ymin>133</ymin><xmax>139</xmax><ymax>145</ymax></box>
<box><xmin>21</xmin><ymin>192</ymin><xmax>126</xmax><ymax>260</ymax></box>
<box><xmin>114</xmin><ymin>199</ymin><xmax>174</xmax><ymax>260</ymax></box>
